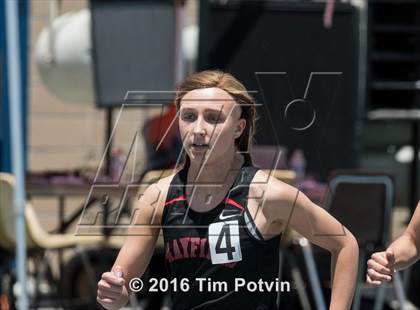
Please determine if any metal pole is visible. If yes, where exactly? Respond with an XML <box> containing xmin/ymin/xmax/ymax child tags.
<box><xmin>105</xmin><ymin>107</ymin><xmax>113</xmax><ymax>176</ymax></box>
<box><xmin>356</xmin><ymin>0</ymin><xmax>368</xmax><ymax>167</ymax></box>
<box><xmin>5</xmin><ymin>0</ymin><xmax>28</xmax><ymax>309</ymax></box>
<box><xmin>393</xmin><ymin>272</ymin><xmax>408</xmax><ymax>310</ymax></box>
<box><xmin>410</xmin><ymin>122</ymin><xmax>418</xmax><ymax>214</ymax></box>
<box><xmin>299</xmin><ymin>237</ymin><xmax>327</xmax><ymax>310</ymax></box>
<box><xmin>174</xmin><ymin>0</ymin><xmax>185</xmax><ymax>85</ymax></box>
<box><xmin>45</xmin><ymin>0</ymin><xmax>61</xmax><ymax>64</ymax></box>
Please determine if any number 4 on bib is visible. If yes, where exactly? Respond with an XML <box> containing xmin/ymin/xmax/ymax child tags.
<box><xmin>208</xmin><ymin>220</ymin><xmax>242</xmax><ymax>264</ymax></box>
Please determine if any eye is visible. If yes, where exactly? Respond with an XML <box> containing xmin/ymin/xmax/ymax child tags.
<box><xmin>206</xmin><ymin>113</ymin><xmax>223</xmax><ymax>123</ymax></box>
<box><xmin>181</xmin><ymin>111</ymin><xmax>196</xmax><ymax>122</ymax></box>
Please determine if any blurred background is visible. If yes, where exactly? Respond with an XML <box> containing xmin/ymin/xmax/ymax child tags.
<box><xmin>1</xmin><ymin>0</ymin><xmax>420</xmax><ymax>309</ymax></box>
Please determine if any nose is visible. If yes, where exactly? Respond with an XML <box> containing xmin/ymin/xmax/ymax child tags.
<box><xmin>192</xmin><ymin>116</ymin><xmax>206</xmax><ymax>137</ymax></box>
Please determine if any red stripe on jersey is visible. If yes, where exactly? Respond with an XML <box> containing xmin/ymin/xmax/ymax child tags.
<box><xmin>165</xmin><ymin>195</ymin><xmax>243</xmax><ymax>210</ymax></box>
<box><xmin>224</xmin><ymin>198</ymin><xmax>244</xmax><ymax>210</ymax></box>
<box><xmin>165</xmin><ymin>195</ymin><xmax>186</xmax><ymax>206</ymax></box>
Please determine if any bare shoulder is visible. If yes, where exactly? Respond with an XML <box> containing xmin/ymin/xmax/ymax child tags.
<box><xmin>250</xmin><ymin>169</ymin><xmax>300</xmax><ymax>206</ymax></box>
<box><xmin>132</xmin><ymin>172</ymin><xmax>178</xmax><ymax>224</ymax></box>
<box><xmin>154</xmin><ymin>172</ymin><xmax>177</xmax><ymax>193</ymax></box>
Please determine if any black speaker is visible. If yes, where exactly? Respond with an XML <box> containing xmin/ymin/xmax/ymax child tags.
<box><xmin>198</xmin><ymin>0</ymin><xmax>361</xmax><ymax>180</ymax></box>
<box><xmin>90</xmin><ymin>0</ymin><xmax>175</xmax><ymax>107</ymax></box>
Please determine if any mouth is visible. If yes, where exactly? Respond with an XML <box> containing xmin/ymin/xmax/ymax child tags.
<box><xmin>190</xmin><ymin>143</ymin><xmax>209</xmax><ymax>151</ymax></box>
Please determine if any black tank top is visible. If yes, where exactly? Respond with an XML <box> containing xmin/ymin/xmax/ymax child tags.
<box><xmin>161</xmin><ymin>163</ymin><xmax>281</xmax><ymax>310</ymax></box>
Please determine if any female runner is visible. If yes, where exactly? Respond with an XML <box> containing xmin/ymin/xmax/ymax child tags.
<box><xmin>367</xmin><ymin>201</ymin><xmax>420</xmax><ymax>285</ymax></box>
<box><xmin>97</xmin><ymin>70</ymin><xmax>359</xmax><ymax>309</ymax></box>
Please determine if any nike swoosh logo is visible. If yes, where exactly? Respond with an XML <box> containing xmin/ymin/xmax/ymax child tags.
<box><xmin>219</xmin><ymin>213</ymin><xmax>239</xmax><ymax>220</ymax></box>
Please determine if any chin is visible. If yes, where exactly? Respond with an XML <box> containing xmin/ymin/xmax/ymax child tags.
<box><xmin>189</xmin><ymin>151</ymin><xmax>219</xmax><ymax>165</ymax></box>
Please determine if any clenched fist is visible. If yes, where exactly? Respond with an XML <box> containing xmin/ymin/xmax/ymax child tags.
<box><xmin>97</xmin><ymin>266</ymin><xmax>129</xmax><ymax>310</ymax></box>
<box><xmin>366</xmin><ymin>249</ymin><xmax>395</xmax><ymax>286</ymax></box>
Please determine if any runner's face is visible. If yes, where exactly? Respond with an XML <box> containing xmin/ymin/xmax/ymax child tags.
<box><xmin>179</xmin><ymin>88</ymin><xmax>246</xmax><ymax>164</ymax></box>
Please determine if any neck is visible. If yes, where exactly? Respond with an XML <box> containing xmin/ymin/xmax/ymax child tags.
<box><xmin>187</xmin><ymin>151</ymin><xmax>244</xmax><ymax>185</ymax></box>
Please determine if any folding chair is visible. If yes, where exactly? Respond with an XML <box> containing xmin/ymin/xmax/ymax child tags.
<box><xmin>325</xmin><ymin>172</ymin><xmax>409</xmax><ymax>310</ymax></box>
<box><xmin>0</xmin><ymin>173</ymin><xmax>123</xmax><ymax>309</ymax></box>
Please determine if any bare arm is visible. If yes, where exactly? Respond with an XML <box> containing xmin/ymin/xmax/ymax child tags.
<box><xmin>264</xmin><ymin>178</ymin><xmax>358</xmax><ymax>310</ymax></box>
<box><xmin>97</xmin><ymin>177</ymin><xmax>171</xmax><ymax>309</ymax></box>
<box><xmin>389</xmin><ymin>202</ymin><xmax>420</xmax><ymax>270</ymax></box>
<box><xmin>113</xmin><ymin>180</ymin><xmax>168</xmax><ymax>287</ymax></box>
<box><xmin>367</xmin><ymin>202</ymin><xmax>420</xmax><ymax>286</ymax></box>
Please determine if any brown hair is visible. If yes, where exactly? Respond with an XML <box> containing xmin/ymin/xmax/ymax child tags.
<box><xmin>174</xmin><ymin>70</ymin><xmax>257</xmax><ymax>169</ymax></box>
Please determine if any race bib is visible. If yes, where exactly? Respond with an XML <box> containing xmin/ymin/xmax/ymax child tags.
<box><xmin>208</xmin><ymin>220</ymin><xmax>242</xmax><ymax>264</ymax></box>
